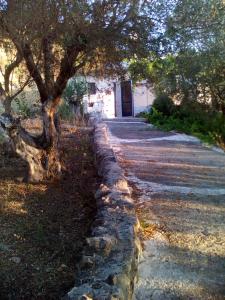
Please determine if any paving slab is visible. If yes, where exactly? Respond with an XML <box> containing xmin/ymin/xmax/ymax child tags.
<box><xmin>105</xmin><ymin>118</ymin><xmax>225</xmax><ymax>300</ymax></box>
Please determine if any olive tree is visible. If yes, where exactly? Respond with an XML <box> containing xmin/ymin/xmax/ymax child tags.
<box><xmin>0</xmin><ymin>0</ymin><xmax>153</xmax><ymax>182</ymax></box>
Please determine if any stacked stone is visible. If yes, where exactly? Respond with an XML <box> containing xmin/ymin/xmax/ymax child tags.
<box><xmin>64</xmin><ymin>120</ymin><xmax>141</xmax><ymax>300</ymax></box>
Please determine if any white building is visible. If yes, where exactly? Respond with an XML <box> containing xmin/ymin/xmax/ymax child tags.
<box><xmin>83</xmin><ymin>76</ymin><xmax>155</xmax><ymax>118</ymax></box>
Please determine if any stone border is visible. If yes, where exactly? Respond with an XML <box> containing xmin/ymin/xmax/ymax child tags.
<box><xmin>63</xmin><ymin>119</ymin><xmax>141</xmax><ymax>300</ymax></box>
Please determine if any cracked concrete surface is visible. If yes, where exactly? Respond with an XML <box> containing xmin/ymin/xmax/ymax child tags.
<box><xmin>105</xmin><ymin>118</ymin><xmax>225</xmax><ymax>300</ymax></box>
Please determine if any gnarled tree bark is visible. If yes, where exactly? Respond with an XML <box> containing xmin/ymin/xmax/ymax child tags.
<box><xmin>0</xmin><ymin>99</ymin><xmax>61</xmax><ymax>183</ymax></box>
<box><xmin>1</xmin><ymin>29</ymin><xmax>86</xmax><ymax>182</ymax></box>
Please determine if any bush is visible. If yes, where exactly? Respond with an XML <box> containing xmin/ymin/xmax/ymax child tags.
<box><xmin>147</xmin><ymin>107</ymin><xmax>165</xmax><ymax>125</ymax></box>
<box><xmin>15</xmin><ymin>98</ymin><xmax>32</xmax><ymax>118</ymax></box>
<box><xmin>147</xmin><ymin>103</ymin><xmax>225</xmax><ymax>148</ymax></box>
<box><xmin>152</xmin><ymin>94</ymin><xmax>175</xmax><ymax>116</ymax></box>
<box><xmin>135</xmin><ymin>111</ymin><xmax>149</xmax><ymax>118</ymax></box>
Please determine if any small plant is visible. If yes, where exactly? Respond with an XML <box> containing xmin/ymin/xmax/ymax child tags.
<box><xmin>135</xmin><ymin>111</ymin><xmax>149</xmax><ymax>118</ymax></box>
<box><xmin>15</xmin><ymin>97</ymin><xmax>32</xmax><ymax>118</ymax></box>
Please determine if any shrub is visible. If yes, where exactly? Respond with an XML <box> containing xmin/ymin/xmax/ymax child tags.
<box><xmin>147</xmin><ymin>107</ymin><xmax>165</xmax><ymax>125</ymax></box>
<box><xmin>135</xmin><ymin>111</ymin><xmax>149</xmax><ymax>118</ymax></box>
<box><xmin>147</xmin><ymin>103</ymin><xmax>225</xmax><ymax>148</ymax></box>
<box><xmin>14</xmin><ymin>98</ymin><xmax>32</xmax><ymax>118</ymax></box>
<box><xmin>152</xmin><ymin>94</ymin><xmax>175</xmax><ymax>116</ymax></box>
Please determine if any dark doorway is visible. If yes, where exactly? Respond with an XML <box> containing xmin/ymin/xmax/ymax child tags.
<box><xmin>121</xmin><ymin>80</ymin><xmax>133</xmax><ymax>116</ymax></box>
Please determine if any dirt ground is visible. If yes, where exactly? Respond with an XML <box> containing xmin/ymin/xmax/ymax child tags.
<box><xmin>0</xmin><ymin>122</ymin><xmax>98</xmax><ymax>300</ymax></box>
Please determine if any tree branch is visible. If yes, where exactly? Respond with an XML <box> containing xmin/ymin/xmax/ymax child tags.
<box><xmin>4</xmin><ymin>51</ymin><xmax>22</xmax><ymax>94</ymax></box>
<box><xmin>53</xmin><ymin>47</ymin><xmax>81</xmax><ymax>98</ymax></box>
<box><xmin>10</xmin><ymin>77</ymin><xmax>32</xmax><ymax>101</ymax></box>
<box><xmin>22</xmin><ymin>43</ymin><xmax>48</xmax><ymax>102</ymax></box>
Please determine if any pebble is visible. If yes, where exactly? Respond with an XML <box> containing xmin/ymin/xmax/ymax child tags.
<box><xmin>10</xmin><ymin>256</ymin><xmax>21</xmax><ymax>264</ymax></box>
<box><xmin>57</xmin><ymin>264</ymin><xmax>67</xmax><ymax>272</ymax></box>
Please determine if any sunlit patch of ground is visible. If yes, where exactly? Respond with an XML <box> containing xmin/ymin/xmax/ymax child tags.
<box><xmin>0</xmin><ymin>121</ymin><xmax>98</xmax><ymax>299</ymax></box>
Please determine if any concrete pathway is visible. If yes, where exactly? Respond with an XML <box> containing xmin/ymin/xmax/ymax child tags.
<box><xmin>105</xmin><ymin>118</ymin><xmax>225</xmax><ymax>300</ymax></box>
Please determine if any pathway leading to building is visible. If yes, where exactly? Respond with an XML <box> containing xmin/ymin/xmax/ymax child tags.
<box><xmin>105</xmin><ymin>118</ymin><xmax>225</xmax><ymax>300</ymax></box>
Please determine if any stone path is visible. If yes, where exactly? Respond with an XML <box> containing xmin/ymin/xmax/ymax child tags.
<box><xmin>105</xmin><ymin>118</ymin><xmax>225</xmax><ymax>300</ymax></box>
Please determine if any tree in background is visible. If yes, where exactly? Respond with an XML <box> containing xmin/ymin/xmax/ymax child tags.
<box><xmin>62</xmin><ymin>76</ymin><xmax>87</xmax><ymax>121</ymax></box>
<box><xmin>0</xmin><ymin>0</ymin><xmax>153</xmax><ymax>182</ymax></box>
<box><xmin>165</xmin><ymin>0</ymin><xmax>225</xmax><ymax>111</ymax></box>
<box><xmin>129</xmin><ymin>0</ymin><xmax>225</xmax><ymax>113</ymax></box>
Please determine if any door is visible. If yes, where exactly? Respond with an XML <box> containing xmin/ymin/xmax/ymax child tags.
<box><xmin>121</xmin><ymin>80</ymin><xmax>133</xmax><ymax>116</ymax></box>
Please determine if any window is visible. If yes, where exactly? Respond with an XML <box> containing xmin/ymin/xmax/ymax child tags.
<box><xmin>87</xmin><ymin>82</ymin><xmax>96</xmax><ymax>95</ymax></box>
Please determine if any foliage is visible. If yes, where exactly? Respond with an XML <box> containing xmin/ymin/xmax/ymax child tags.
<box><xmin>152</xmin><ymin>94</ymin><xmax>175</xmax><ymax>116</ymax></box>
<box><xmin>63</xmin><ymin>77</ymin><xmax>87</xmax><ymax>105</ymax></box>
<box><xmin>128</xmin><ymin>58</ymin><xmax>154</xmax><ymax>84</ymax></box>
<box><xmin>15</xmin><ymin>97</ymin><xmax>32</xmax><ymax>118</ymax></box>
<box><xmin>147</xmin><ymin>104</ymin><xmax>225</xmax><ymax>147</ymax></box>
<box><xmin>129</xmin><ymin>0</ymin><xmax>225</xmax><ymax>113</ymax></box>
<box><xmin>0</xmin><ymin>0</ymin><xmax>154</xmax><ymax>105</ymax></box>
<box><xmin>130</xmin><ymin>0</ymin><xmax>225</xmax><ymax>153</ymax></box>
<box><xmin>62</xmin><ymin>76</ymin><xmax>87</xmax><ymax>118</ymax></box>
<box><xmin>135</xmin><ymin>111</ymin><xmax>149</xmax><ymax>118</ymax></box>
<box><xmin>0</xmin><ymin>1</ymin><xmax>155</xmax><ymax>179</ymax></box>
<box><xmin>0</xmin><ymin>0</ymin><xmax>155</xmax><ymax>181</ymax></box>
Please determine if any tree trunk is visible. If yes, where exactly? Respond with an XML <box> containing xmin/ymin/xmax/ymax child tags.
<box><xmin>12</xmin><ymin>132</ymin><xmax>46</xmax><ymax>182</ymax></box>
<box><xmin>41</xmin><ymin>100</ymin><xmax>62</xmax><ymax>180</ymax></box>
<box><xmin>3</xmin><ymin>96</ymin><xmax>13</xmax><ymax>115</ymax></box>
<box><xmin>0</xmin><ymin>99</ymin><xmax>62</xmax><ymax>183</ymax></box>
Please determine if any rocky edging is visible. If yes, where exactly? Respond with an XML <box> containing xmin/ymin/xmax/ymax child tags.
<box><xmin>63</xmin><ymin>120</ymin><xmax>141</xmax><ymax>300</ymax></box>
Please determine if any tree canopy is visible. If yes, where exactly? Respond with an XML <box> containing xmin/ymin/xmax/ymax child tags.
<box><xmin>0</xmin><ymin>0</ymin><xmax>154</xmax><ymax>182</ymax></box>
<box><xmin>0</xmin><ymin>0</ymin><xmax>153</xmax><ymax>103</ymax></box>
<box><xmin>129</xmin><ymin>0</ymin><xmax>225</xmax><ymax>113</ymax></box>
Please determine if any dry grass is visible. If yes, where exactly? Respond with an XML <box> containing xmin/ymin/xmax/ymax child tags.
<box><xmin>0</xmin><ymin>122</ymin><xmax>98</xmax><ymax>299</ymax></box>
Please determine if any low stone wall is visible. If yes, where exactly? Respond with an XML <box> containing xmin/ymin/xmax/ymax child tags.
<box><xmin>63</xmin><ymin>120</ymin><xmax>141</xmax><ymax>300</ymax></box>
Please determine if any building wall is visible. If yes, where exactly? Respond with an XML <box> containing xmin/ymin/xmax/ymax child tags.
<box><xmin>133</xmin><ymin>82</ymin><xmax>155</xmax><ymax>116</ymax></box>
<box><xmin>115</xmin><ymin>82</ymin><xmax>122</xmax><ymax>117</ymax></box>
<box><xmin>84</xmin><ymin>76</ymin><xmax>115</xmax><ymax>118</ymax></box>
<box><xmin>83</xmin><ymin>77</ymin><xmax>155</xmax><ymax>118</ymax></box>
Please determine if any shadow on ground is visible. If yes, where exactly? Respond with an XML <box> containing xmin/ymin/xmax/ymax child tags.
<box><xmin>0</xmin><ymin>128</ymin><xmax>98</xmax><ymax>300</ymax></box>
